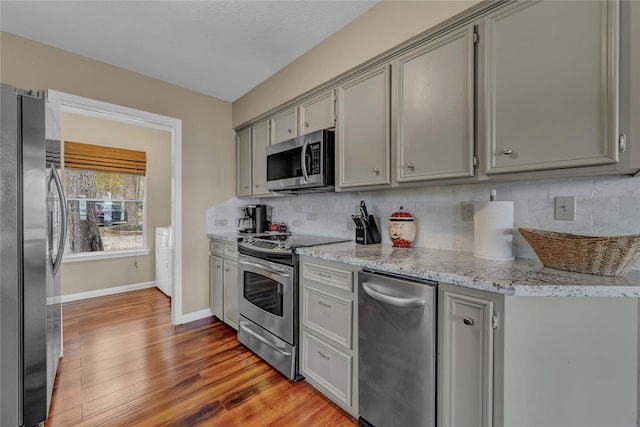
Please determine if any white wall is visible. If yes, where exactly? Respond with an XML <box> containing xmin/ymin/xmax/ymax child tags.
<box><xmin>208</xmin><ymin>174</ymin><xmax>640</xmax><ymax>271</ymax></box>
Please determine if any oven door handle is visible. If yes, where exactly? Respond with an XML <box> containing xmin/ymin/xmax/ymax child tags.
<box><xmin>239</xmin><ymin>258</ymin><xmax>291</xmax><ymax>277</ymax></box>
<box><xmin>239</xmin><ymin>321</ymin><xmax>292</xmax><ymax>357</ymax></box>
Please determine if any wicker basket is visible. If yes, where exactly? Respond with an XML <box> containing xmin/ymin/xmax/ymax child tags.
<box><xmin>518</xmin><ymin>228</ymin><xmax>640</xmax><ymax>277</ymax></box>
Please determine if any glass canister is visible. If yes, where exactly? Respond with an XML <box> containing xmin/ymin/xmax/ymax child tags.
<box><xmin>388</xmin><ymin>206</ymin><xmax>415</xmax><ymax>248</ymax></box>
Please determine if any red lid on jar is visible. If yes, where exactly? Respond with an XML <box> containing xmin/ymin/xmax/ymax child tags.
<box><xmin>390</xmin><ymin>206</ymin><xmax>414</xmax><ymax>220</ymax></box>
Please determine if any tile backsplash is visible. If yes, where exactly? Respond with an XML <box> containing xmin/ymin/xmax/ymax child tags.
<box><xmin>206</xmin><ymin>175</ymin><xmax>640</xmax><ymax>270</ymax></box>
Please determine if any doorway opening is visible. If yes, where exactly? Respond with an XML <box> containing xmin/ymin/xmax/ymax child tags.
<box><xmin>49</xmin><ymin>90</ymin><xmax>184</xmax><ymax>325</ymax></box>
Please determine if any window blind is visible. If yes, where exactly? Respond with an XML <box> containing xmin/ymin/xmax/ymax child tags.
<box><xmin>64</xmin><ymin>141</ymin><xmax>146</xmax><ymax>176</ymax></box>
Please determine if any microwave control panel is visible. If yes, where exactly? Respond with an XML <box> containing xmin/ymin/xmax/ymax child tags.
<box><xmin>309</xmin><ymin>142</ymin><xmax>321</xmax><ymax>174</ymax></box>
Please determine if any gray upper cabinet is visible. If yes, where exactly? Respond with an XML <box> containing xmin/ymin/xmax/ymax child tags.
<box><xmin>236</xmin><ymin>127</ymin><xmax>252</xmax><ymax>197</ymax></box>
<box><xmin>337</xmin><ymin>64</ymin><xmax>391</xmax><ymax>189</ymax></box>
<box><xmin>479</xmin><ymin>0</ymin><xmax>620</xmax><ymax>175</ymax></box>
<box><xmin>251</xmin><ymin>119</ymin><xmax>270</xmax><ymax>196</ymax></box>
<box><xmin>395</xmin><ymin>26</ymin><xmax>475</xmax><ymax>183</ymax></box>
<box><xmin>299</xmin><ymin>90</ymin><xmax>335</xmax><ymax>134</ymax></box>
<box><xmin>271</xmin><ymin>107</ymin><xmax>297</xmax><ymax>145</ymax></box>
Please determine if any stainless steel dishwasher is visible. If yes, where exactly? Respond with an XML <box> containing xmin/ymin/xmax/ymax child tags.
<box><xmin>358</xmin><ymin>269</ymin><xmax>437</xmax><ymax>427</ymax></box>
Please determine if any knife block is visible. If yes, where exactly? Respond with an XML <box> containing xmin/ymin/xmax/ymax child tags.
<box><xmin>356</xmin><ymin>215</ymin><xmax>381</xmax><ymax>245</ymax></box>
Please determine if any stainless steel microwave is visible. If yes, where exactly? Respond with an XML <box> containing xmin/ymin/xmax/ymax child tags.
<box><xmin>266</xmin><ymin>129</ymin><xmax>335</xmax><ymax>193</ymax></box>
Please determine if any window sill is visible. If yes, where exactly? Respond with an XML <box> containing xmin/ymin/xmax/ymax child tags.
<box><xmin>63</xmin><ymin>249</ymin><xmax>151</xmax><ymax>263</ymax></box>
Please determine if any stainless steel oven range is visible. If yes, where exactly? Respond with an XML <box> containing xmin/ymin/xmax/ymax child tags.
<box><xmin>237</xmin><ymin>233</ymin><xmax>348</xmax><ymax>380</ymax></box>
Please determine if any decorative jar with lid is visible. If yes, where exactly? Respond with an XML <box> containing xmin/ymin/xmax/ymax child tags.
<box><xmin>388</xmin><ymin>207</ymin><xmax>415</xmax><ymax>248</ymax></box>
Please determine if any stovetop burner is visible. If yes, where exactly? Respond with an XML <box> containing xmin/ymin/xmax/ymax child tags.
<box><xmin>238</xmin><ymin>233</ymin><xmax>350</xmax><ymax>260</ymax></box>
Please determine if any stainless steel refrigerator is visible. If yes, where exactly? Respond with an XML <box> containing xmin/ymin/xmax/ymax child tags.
<box><xmin>1</xmin><ymin>83</ymin><xmax>68</xmax><ymax>426</ymax></box>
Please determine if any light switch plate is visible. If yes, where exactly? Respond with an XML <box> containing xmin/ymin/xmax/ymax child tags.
<box><xmin>554</xmin><ymin>196</ymin><xmax>576</xmax><ymax>221</ymax></box>
<box><xmin>461</xmin><ymin>202</ymin><xmax>474</xmax><ymax>221</ymax></box>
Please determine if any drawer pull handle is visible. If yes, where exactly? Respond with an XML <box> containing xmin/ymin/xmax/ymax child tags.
<box><xmin>317</xmin><ymin>351</ymin><xmax>330</xmax><ymax>360</ymax></box>
<box><xmin>372</xmin><ymin>167</ymin><xmax>380</xmax><ymax>175</ymax></box>
<box><xmin>502</xmin><ymin>148</ymin><xmax>513</xmax><ymax>155</ymax></box>
<box><xmin>288</xmin><ymin>128</ymin><xmax>292</xmax><ymax>133</ymax></box>
<box><xmin>317</xmin><ymin>272</ymin><xmax>332</xmax><ymax>279</ymax></box>
<box><xmin>318</xmin><ymin>301</ymin><xmax>332</xmax><ymax>309</ymax></box>
<box><xmin>224</xmin><ymin>268</ymin><xmax>230</xmax><ymax>272</ymax></box>
<box><xmin>406</xmin><ymin>162</ymin><xmax>415</xmax><ymax>170</ymax></box>
<box><xmin>305</xmin><ymin>121</ymin><xmax>309</xmax><ymax>127</ymax></box>
<box><xmin>216</xmin><ymin>265</ymin><xmax>221</xmax><ymax>269</ymax></box>
<box><xmin>463</xmin><ymin>317</ymin><xmax>474</xmax><ymax>326</ymax></box>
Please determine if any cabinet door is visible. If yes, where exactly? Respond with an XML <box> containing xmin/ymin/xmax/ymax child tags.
<box><xmin>209</xmin><ymin>255</ymin><xmax>223</xmax><ymax>320</ymax></box>
<box><xmin>396</xmin><ymin>27</ymin><xmax>475</xmax><ymax>182</ymax></box>
<box><xmin>438</xmin><ymin>288</ymin><xmax>495</xmax><ymax>427</ymax></box>
<box><xmin>271</xmin><ymin>108</ymin><xmax>297</xmax><ymax>144</ymax></box>
<box><xmin>480</xmin><ymin>1</ymin><xmax>619</xmax><ymax>174</ymax></box>
<box><xmin>299</xmin><ymin>90</ymin><xmax>335</xmax><ymax>134</ymax></box>
<box><xmin>337</xmin><ymin>65</ymin><xmax>391</xmax><ymax>188</ymax></box>
<box><xmin>236</xmin><ymin>128</ymin><xmax>252</xmax><ymax>196</ymax></box>
<box><xmin>251</xmin><ymin>119</ymin><xmax>270</xmax><ymax>196</ymax></box>
<box><xmin>223</xmin><ymin>260</ymin><xmax>238</xmax><ymax>330</ymax></box>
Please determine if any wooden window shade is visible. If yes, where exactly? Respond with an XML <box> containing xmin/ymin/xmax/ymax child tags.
<box><xmin>64</xmin><ymin>141</ymin><xmax>146</xmax><ymax>176</ymax></box>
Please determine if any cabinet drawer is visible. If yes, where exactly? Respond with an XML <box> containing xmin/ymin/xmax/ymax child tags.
<box><xmin>303</xmin><ymin>287</ymin><xmax>352</xmax><ymax>349</ymax></box>
<box><xmin>301</xmin><ymin>331</ymin><xmax>352</xmax><ymax>406</ymax></box>
<box><xmin>209</xmin><ymin>240</ymin><xmax>224</xmax><ymax>256</ymax></box>
<box><xmin>224</xmin><ymin>243</ymin><xmax>238</xmax><ymax>258</ymax></box>
<box><xmin>302</xmin><ymin>262</ymin><xmax>353</xmax><ymax>293</ymax></box>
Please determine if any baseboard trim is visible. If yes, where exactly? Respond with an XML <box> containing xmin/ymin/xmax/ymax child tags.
<box><xmin>179</xmin><ymin>308</ymin><xmax>213</xmax><ymax>325</ymax></box>
<box><xmin>62</xmin><ymin>281</ymin><xmax>157</xmax><ymax>303</ymax></box>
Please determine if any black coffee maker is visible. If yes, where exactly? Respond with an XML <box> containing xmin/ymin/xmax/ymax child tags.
<box><xmin>238</xmin><ymin>204</ymin><xmax>272</xmax><ymax>233</ymax></box>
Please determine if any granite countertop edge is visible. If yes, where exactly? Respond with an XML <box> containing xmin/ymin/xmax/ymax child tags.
<box><xmin>295</xmin><ymin>242</ymin><xmax>640</xmax><ymax>298</ymax></box>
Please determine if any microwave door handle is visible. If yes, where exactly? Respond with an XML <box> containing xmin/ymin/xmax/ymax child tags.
<box><xmin>301</xmin><ymin>138</ymin><xmax>309</xmax><ymax>183</ymax></box>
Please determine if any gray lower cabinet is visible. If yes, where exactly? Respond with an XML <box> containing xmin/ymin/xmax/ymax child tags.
<box><xmin>336</xmin><ymin>64</ymin><xmax>391</xmax><ymax>189</ymax></box>
<box><xmin>439</xmin><ymin>283</ymin><xmax>638</xmax><ymax>427</ymax></box>
<box><xmin>394</xmin><ymin>26</ymin><xmax>475</xmax><ymax>183</ymax></box>
<box><xmin>479</xmin><ymin>0</ymin><xmax>620</xmax><ymax>175</ymax></box>
<box><xmin>299</xmin><ymin>257</ymin><xmax>359</xmax><ymax>417</ymax></box>
<box><xmin>438</xmin><ymin>283</ymin><xmax>502</xmax><ymax>427</ymax></box>
<box><xmin>209</xmin><ymin>239</ymin><xmax>239</xmax><ymax>330</ymax></box>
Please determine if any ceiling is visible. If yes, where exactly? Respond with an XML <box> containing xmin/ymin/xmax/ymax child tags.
<box><xmin>1</xmin><ymin>1</ymin><xmax>378</xmax><ymax>102</ymax></box>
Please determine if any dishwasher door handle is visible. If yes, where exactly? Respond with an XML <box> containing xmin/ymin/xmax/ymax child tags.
<box><xmin>362</xmin><ymin>282</ymin><xmax>426</xmax><ymax>308</ymax></box>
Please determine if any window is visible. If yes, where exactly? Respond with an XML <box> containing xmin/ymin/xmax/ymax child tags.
<box><xmin>64</xmin><ymin>141</ymin><xmax>146</xmax><ymax>255</ymax></box>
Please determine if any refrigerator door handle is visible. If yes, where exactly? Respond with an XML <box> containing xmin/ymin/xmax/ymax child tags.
<box><xmin>49</xmin><ymin>165</ymin><xmax>68</xmax><ymax>276</ymax></box>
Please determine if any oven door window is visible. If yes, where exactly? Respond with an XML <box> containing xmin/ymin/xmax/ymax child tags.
<box><xmin>243</xmin><ymin>271</ymin><xmax>283</xmax><ymax>317</ymax></box>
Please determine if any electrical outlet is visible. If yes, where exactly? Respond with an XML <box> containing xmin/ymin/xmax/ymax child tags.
<box><xmin>554</xmin><ymin>196</ymin><xmax>576</xmax><ymax>221</ymax></box>
<box><xmin>461</xmin><ymin>202</ymin><xmax>474</xmax><ymax>221</ymax></box>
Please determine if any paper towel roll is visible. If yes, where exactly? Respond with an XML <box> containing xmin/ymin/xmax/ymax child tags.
<box><xmin>473</xmin><ymin>201</ymin><xmax>514</xmax><ymax>261</ymax></box>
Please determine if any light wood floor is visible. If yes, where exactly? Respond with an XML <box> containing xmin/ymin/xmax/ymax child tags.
<box><xmin>46</xmin><ymin>287</ymin><xmax>358</xmax><ymax>426</ymax></box>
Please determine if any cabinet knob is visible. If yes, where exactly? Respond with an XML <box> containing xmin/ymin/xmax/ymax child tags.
<box><xmin>304</xmin><ymin>121</ymin><xmax>309</xmax><ymax>128</ymax></box>
<box><xmin>256</xmin><ymin>184</ymin><xmax>260</xmax><ymax>188</ymax></box>
<box><xmin>216</xmin><ymin>265</ymin><xmax>220</xmax><ymax>269</ymax></box>
<box><xmin>372</xmin><ymin>167</ymin><xmax>380</xmax><ymax>175</ymax></box>
<box><xmin>244</xmin><ymin>185</ymin><xmax>248</xmax><ymax>189</ymax></box>
<box><xmin>406</xmin><ymin>162</ymin><xmax>415</xmax><ymax>170</ymax></box>
<box><xmin>224</xmin><ymin>268</ymin><xmax>230</xmax><ymax>272</ymax></box>
<box><xmin>463</xmin><ymin>317</ymin><xmax>474</xmax><ymax>326</ymax></box>
<box><xmin>502</xmin><ymin>148</ymin><xmax>513</xmax><ymax>155</ymax></box>
<box><xmin>288</xmin><ymin>128</ymin><xmax>292</xmax><ymax>133</ymax></box>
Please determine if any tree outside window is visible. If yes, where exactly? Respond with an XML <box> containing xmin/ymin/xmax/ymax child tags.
<box><xmin>63</xmin><ymin>142</ymin><xmax>146</xmax><ymax>255</ymax></box>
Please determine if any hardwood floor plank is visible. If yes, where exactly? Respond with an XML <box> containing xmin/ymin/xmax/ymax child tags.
<box><xmin>45</xmin><ymin>287</ymin><xmax>357</xmax><ymax>426</ymax></box>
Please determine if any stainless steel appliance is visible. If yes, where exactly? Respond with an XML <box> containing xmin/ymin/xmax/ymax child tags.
<box><xmin>266</xmin><ymin>129</ymin><xmax>335</xmax><ymax>193</ymax></box>
<box><xmin>237</xmin><ymin>204</ymin><xmax>272</xmax><ymax>233</ymax></box>
<box><xmin>237</xmin><ymin>233</ymin><xmax>348</xmax><ymax>380</ymax></box>
<box><xmin>358</xmin><ymin>269</ymin><xmax>437</xmax><ymax>427</ymax></box>
<box><xmin>1</xmin><ymin>84</ymin><xmax>68</xmax><ymax>427</ymax></box>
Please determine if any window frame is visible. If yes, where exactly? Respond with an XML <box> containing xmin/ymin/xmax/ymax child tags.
<box><xmin>62</xmin><ymin>172</ymin><xmax>149</xmax><ymax>262</ymax></box>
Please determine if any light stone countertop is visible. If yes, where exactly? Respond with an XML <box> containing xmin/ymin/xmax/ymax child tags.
<box><xmin>296</xmin><ymin>242</ymin><xmax>640</xmax><ymax>297</ymax></box>
<box><xmin>207</xmin><ymin>232</ymin><xmax>241</xmax><ymax>242</ymax></box>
